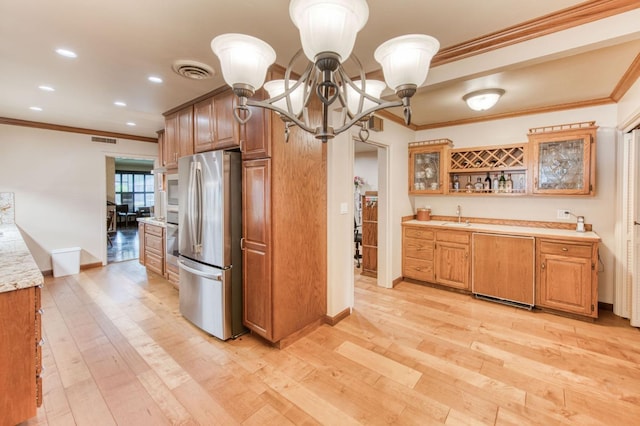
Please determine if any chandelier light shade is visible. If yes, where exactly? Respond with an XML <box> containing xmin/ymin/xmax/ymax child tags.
<box><xmin>290</xmin><ymin>0</ymin><xmax>369</xmax><ymax>63</ymax></box>
<box><xmin>210</xmin><ymin>34</ymin><xmax>276</xmax><ymax>93</ymax></box>
<box><xmin>263</xmin><ymin>79</ymin><xmax>305</xmax><ymax>116</ymax></box>
<box><xmin>346</xmin><ymin>79</ymin><xmax>386</xmax><ymax>115</ymax></box>
<box><xmin>463</xmin><ymin>89</ymin><xmax>505</xmax><ymax>111</ymax></box>
<box><xmin>211</xmin><ymin>0</ymin><xmax>440</xmax><ymax>142</ymax></box>
<box><xmin>374</xmin><ymin>34</ymin><xmax>440</xmax><ymax>92</ymax></box>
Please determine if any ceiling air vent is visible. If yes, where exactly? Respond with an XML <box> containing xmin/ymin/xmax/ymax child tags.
<box><xmin>91</xmin><ymin>136</ymin><xmax>117</xmax><ymax>144</ymax></box>
<box><xmin>172</xmin><ymin>60</ymin><xmax>215</xmax><ymax>80</ymax></box>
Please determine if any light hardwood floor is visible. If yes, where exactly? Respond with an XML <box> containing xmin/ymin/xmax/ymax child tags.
<box><xmin>21</xmin><ymin>260</ymin><xmax>640</xmax><ymax>425</ymax></box>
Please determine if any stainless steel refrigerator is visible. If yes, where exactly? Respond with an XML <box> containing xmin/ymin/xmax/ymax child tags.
<box><xmin>178</xmin><ymin>150</ymin><xmax>244</xmax><ymax>340</ymax></box>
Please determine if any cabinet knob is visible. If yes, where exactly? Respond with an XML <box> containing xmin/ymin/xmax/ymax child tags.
<box><xmin>541</xmin><ymin>262</ymin><xmax>546</xmax><ymax>269</ymax></box>
<box><xmin>37</xmin><ymin>308</ymin><xmax>44</xmax><ymax>315</ymax></box>
<box><xmin>38</xmin><ymin>338</ymin><xmax>45</xmax><ymax>347</ymax></box>
<box><xmin>562</xmin><ymin>247</ymin><xmax>568</xmax><ymax>251</ymax></box>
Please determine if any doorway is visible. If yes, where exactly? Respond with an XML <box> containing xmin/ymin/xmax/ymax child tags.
<box><xmin>105</xmin><ymin>156</ymin><xmax>155</xmax><ymax>263</ymax></box>
<box><xmin>354</xmin><ymin>140</ymin><xmax>379</xmax><ymax>277</ymax></box>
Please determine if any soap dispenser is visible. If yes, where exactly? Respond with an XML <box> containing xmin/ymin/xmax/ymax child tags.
<box><xmin>576</xmin><ymin>216</ymin><xmax>585</xmax><ymax>232</ymax></box>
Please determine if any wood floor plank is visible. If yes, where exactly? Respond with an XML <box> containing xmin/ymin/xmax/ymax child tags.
<box><xmin>23</xmin><ymin>261</ymin><xmax>640</xmax><ymax>425</ymax></box>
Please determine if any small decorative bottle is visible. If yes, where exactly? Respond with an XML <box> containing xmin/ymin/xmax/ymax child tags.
<box><xmin>483</xmin><ymin>172</ymin><xmax>491</xmax><ymax>192</ymax></box>
<box><xmin>453</xmin><ymin>175</ymin><xmax>460</xmax><ymax>191</ymax></box>
<box><xmin>474</xmin><ymin>177</ymin><xmax>483</xmax><ymax>192</ymax></box>
<box><xmin>465</xmin><ymin>176</ymin><xmax>473</xmax><ymax>193</ymax></box>
<box><xmin>492</xmin><ymin>174</ymin><xmax>499</xmax><ymax>193</ymax></box>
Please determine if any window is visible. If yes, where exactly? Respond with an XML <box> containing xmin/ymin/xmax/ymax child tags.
<box><xmin>115</xmin><ymin>172</ymin><xmax>154</xmax><ymax>212</ymax></box>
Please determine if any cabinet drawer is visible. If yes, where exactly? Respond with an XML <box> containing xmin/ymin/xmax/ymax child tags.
<box><xmin>404</xmin><ymin>227</ymin><xmax>434</xmax><ymax>240</ymax></box>
<box><xmin>145</xmin><ymin>233</ymin><xmax>163</xmax><ymax>253</ymax></box>
<box><xmin>404</xmin><ymin>257</ymin><xmax>434</xmax><ymax>282</ymax></box>
<box><xmin>145</xmin><ymin>224</ymin><xmax>164</xmax><ymax>237</ymax></box>
<box><xmin>436</xmin><ymin>230</ymin><xmax>470</xmax><ymax>244</ymax></box>
<box><xmin>539</xmin><ymin>240</ymin><xmax>592</xmax><ymax>258</ymax></box>
<box><xmin>145</xmin><ymin>251</ymin><xmax>164</xmax><ymax>275</ymax></box>
<box><xmin>404</xmin><ymin>237</ymin><xmax>434</xmax><ymax>260</ymax></box>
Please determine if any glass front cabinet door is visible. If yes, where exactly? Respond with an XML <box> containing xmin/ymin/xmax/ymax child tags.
<box><xmin>528</xmin><ymin>122</ymin><xmax>597</xmax><ymax>195</ymax></box>
<box><xmin>408</xmin><ymin>140</ymin><xmax>451</xmax><ymax>194</ymax></box>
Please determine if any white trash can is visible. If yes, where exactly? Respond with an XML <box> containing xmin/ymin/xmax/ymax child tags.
<box><xmin>51</xmin><ymin>247</ymin><xmax>81</xmax><ymax>277</ymax></box>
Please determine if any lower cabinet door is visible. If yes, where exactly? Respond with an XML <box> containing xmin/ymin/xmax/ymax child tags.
<box><xmin>538</xmin><ymin>253</ymin><xmax>594</xmax><ymax>316</ymax></box>
<box><xmin>435</xmin><ymin>241</ymin><xmax>469</xmax><ymax>289</ymax></box>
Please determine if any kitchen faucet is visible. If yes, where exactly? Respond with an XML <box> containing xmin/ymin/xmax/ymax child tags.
<box><xmin>456</xmin><ymin>205</ymin><xmax>461</xmax><ymax>223</ymax></box>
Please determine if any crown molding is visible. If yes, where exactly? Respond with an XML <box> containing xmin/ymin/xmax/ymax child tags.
<box><xmin>610</xmin><ymin>51</ymin><xmax>640</xmax><ymax>102</ymax></box>
<box><xmin>432</xmin><ymin>0</ymin><xmax>640</xmax><ymax>67</ymax></box>
<box><xmin>0</xmin><ymin>117</ymin><xmax>157</xmax><ymax>143</ymax></box>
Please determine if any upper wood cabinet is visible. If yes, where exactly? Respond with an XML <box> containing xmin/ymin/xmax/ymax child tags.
<box><xmin>528</xmin><ymin>121</ymin><xmax>597</xmax><ymax>195</ymax></box>
<box><xmin>408</xmin><ymin>140</ymin><xmax>450</xmax><ymax>194</ymax></box>
<box><xmin>194</xmin><ymin>89</ymin><xmax>241</xmax><ymax>152</ymax></box>
<box><xmin>164</xmin><ymin>106</ymin><xmax>193</xmax><ymax>170</ymax></box>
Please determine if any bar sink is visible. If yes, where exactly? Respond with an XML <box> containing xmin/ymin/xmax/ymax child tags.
<box><xmin>440</xmin><ymin>222</ymin><xmax>471</xmax><ymax>227</ymax></box>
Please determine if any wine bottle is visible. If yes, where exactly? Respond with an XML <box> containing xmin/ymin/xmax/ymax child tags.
<box><xmin>498</xmin><ymin>171</ymin><xmax>506</xmax><ymax>192</ymax></box>
<box><xmin>453</xmin><ymin>174</ymin><xmax>460</xmax><ymax>191</ymax></box>
<box><xmin>484</xmin><ymin>172</ymin><xmax>491</xmax><ymax>191</ymax></box>
<box><xmin>505</xmin><ymin>173</ymin><xmax>513</xmax><ymax>193</ymax></box>
<box><xmin>492</xmin><ymin>174</ymin><xmax>499</xmax><ymax>193</ymax></box>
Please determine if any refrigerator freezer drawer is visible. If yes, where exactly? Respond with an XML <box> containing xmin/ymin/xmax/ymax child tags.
<box><xmin>178</xmin><ymin>257</ymin><xmax>232</xmax><ymax>340</ymax></box>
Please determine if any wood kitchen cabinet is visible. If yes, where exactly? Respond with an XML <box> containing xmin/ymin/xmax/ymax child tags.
<box><xmin>408</xmin><ymin>140</ymin><xmax>450</xmax><ymax>194</ymax></box>
<box><xmin>536</xmin><ymin>238</ymin><xmax>599</xmax><ymax>318</ymax></box>
<box><xmin>194</xmin><ymin>89</ymin><xmax>242</xmax><ymax>152</ymax></box>
<box><xmin>472</xmin><ymin>233</ymin><xmax>535</xmax><ymax>306</ymax></box>
<box><xmin>435</xmin><ymin>230</ymin><xmax>470</xmax><ymax>290</ymax></box>
<box><xmin>241</xmin><ymin>99</ymin><xmax>326</xmax><ymax>347</ymax></box>
<box><xmin>402</xmin><ymin>225</ymin><xmax>435</xmax><ymax>282</ymax></box>
<box><xmin>164</xmin><ymin>106</ymin><xmax>194</xmax><ymax>170</ymax></box>
<box><xmin>528</xmin><ymin>121</ymin><xmax>597</xmax><ymax>195</ymax></box>
<box><xmin>138</xmin><ymin>222</ymin><xmax>165</xmax><ymax>277</ymax></box>
<box><xmin>401</xmin><ymin>225</ymin><xmax>470</xmax><ymax>290</ymax></box>
<box><xmin>0</xmin><ymin>286</ymin><xmax>42</xmax><ymax>425</ymax></box>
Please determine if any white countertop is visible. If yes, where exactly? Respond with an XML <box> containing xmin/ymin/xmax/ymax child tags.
<box><xmin>0</xmin><ymin>224</ymin><xmax>44</xmax><ymax>293</ymax></box>
<box><xmin>137</xmin><ymin>217</ymin><xmax>167</xmax><ymax>227</ymax></box>
<box><xmin>403</xmin><ymin>219</ymin><xmax>600</xmax><ymax>241</ymax></box>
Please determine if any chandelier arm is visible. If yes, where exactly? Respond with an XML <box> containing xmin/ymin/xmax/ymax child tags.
<box><xmin>333</xmin><ymin>99</ymin><xmax>404</xmax><ymax>136</ymax></box>
<box><xmin>245</xmin><ymin>98</ymin><xmax>316</xmax><ymax>134</ymax></box>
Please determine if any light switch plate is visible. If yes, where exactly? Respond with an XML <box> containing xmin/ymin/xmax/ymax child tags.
<box><xmin>340</xmin><ymin>202</ymin><xmax>348</xmax><ymax>214</ymax></box>
<box><xmin>557</xmin><ymin>209</ymin><xmax>570</xmax><ymax>219</ymax></box>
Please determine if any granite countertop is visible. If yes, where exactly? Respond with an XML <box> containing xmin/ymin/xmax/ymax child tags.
<box><xmin>137</xmin><ymin>217</ymin><xmax>167</xmax><ymax>227</ymax></box>
<box><xmin>0</xmin><ymin>224</ymin><xmax>44</xmax><ymax>294</ymax></box>
<box><xmin>403</xmin><ymin>219</ymin><xmax>600</xmax><ymax>241</ymax></box>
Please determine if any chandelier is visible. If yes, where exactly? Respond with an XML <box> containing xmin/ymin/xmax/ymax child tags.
<box><xmin>211</xmin><ymin>0</ymin><xmax>440</xmax><ymax>143</ymax></box>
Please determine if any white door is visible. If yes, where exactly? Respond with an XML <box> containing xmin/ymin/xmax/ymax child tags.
<box><xmin>632</xmin><ymin>129</ymin><xmax>640</xmax><ymax>326</ymax></box>
<box><xmin>621</xmin><ymin>129</ymin><xmax>640</xmax><ymax>326</ymax></box>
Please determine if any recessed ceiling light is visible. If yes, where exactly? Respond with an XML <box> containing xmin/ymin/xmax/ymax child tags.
<box><xmin>55</xmin><ymin>48</ymin><xmax>77</xmax><ymax>58</ymax></box>
<box><xmin>38</xmin><ymin>85</ymin><xmax>55</xmax><ymax>92</ymax></box>
<box><xmin>114</xmin><ymin>101</ymin><xmax>127</xmax><ymax>107</ymax></box>
<box><xmin>126</xmin><ymin>122</ymin><xmax>136</xmax><ymax>126</ymax></box>
<box><xmin>148</xmin><ymin>76</ymin><xmax>163</xmax><ymax>83</ymax></box>
<box><xmin>29</xmin><ymin>106</ymin><xmax>43</xmax><ymax>111</ymax></box>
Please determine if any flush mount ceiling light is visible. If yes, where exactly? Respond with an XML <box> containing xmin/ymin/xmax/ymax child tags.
<box><xmin>463</xmin><ymin>89</ymin><xmax>505</xmax><ymax>111</ymax></box>
<box><xmin>55</xmin><ymin>48</ymin><xmax>77</xmax><ymax>58</ymax></box>
<box><xmin>211</xmin><ymin>0</ymin><xmax>440</xmax><ymax>143</ymax></box>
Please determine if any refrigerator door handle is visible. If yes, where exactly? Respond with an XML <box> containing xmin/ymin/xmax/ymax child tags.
<box><xmin>178</xmin><ymin>259</ymin><xmax>222</xmax><ymax>281</ymax></box>
<box><xmin>188</xmin><ymin>161</ymin><xmax>204</xmax><ymax>253</ymax></box>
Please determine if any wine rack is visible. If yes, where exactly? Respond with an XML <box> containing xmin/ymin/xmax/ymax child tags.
<box><xmin>449</xmin><ymin>143</ymin><xmax>526</xmax><ymax>172</ymax></box>
<box><xmin>447</xmin><ymin>143</ymin><xmax>528</xmax><ymax>195</ymax></box>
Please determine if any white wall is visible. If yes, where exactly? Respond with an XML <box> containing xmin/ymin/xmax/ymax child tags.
<box><xmin>354</xmin><ymin>149</ymin><xmax>378</xmax><ymax>192</ymax></box>
<box><xmin>0</xmin><ymin>124</ymin><xmax>157</xmax><ymax>271</ymax></box>
<box><xmin>618</xmin><ymin>77</ymin><xmax>640</xmax><ymax>131</ymax></box>
<box><xmin>414</xmin><ymin>104</ymin><xmax>619</xmax><ymax>303</ymax></box>
<box><xmin>326</xmin><ymin>116</ymin><xmax>414</xmax><ymax>316</ymax></box>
